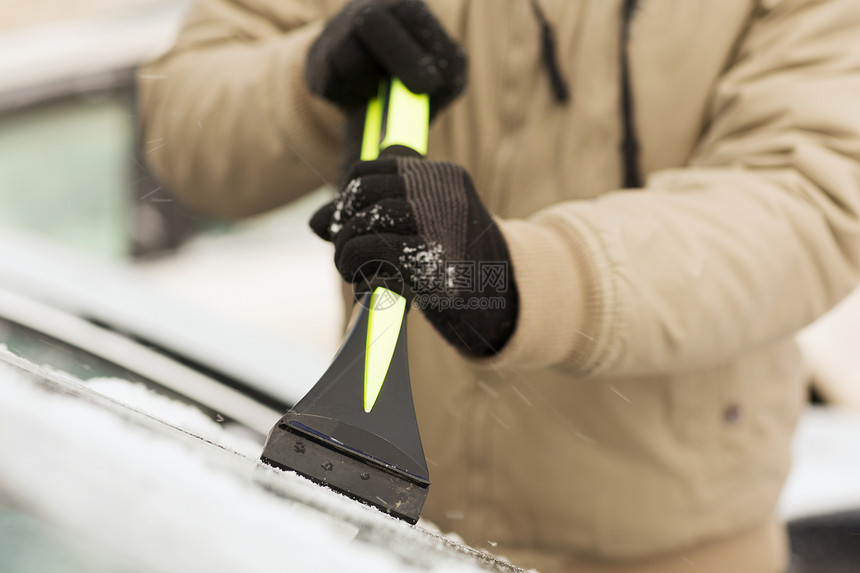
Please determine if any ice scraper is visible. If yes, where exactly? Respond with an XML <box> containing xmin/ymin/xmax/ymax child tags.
<box><xmin>261</xmin><ymin>78</ymin><xmax>430</xmax><ymax>524</ymax></box>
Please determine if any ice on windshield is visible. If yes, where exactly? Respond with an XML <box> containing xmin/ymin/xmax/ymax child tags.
<box><xmin>0</xmin><ymin>351</ymin><xmax>506</xmax><ymax>573</ymax></box>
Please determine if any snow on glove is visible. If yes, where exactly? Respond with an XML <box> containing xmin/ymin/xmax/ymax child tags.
<box><xmin>310</xmin><ymin>158</ymin><xmax>519</xmax><ymax>357</ymax></box>
<box><xmin>305</xmin><ymin>0</ymin><xmax>467</xmax><ymax>118</ymax></box>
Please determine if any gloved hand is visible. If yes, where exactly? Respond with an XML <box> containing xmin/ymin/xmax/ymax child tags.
<box><xmin>305</xmin><ymin>0</ymin><xmax>467</xmax><ymax>118</ymax></box>
<box><xmin>310</xmin><ymin>158</ymin><xmax>519</xmax><ymax>357</ymax></box>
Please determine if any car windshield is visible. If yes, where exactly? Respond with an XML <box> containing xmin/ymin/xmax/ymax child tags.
<box><xmin>0</xmin><ymin>346</ymin><xmax>520</xmax><ymax>573</ymax></box>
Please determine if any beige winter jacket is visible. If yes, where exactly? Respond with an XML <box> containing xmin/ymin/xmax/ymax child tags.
<box><xmin>140</xmin><ymin>0</ymin><xmax>860</xmax><ymax>571</ymax></box>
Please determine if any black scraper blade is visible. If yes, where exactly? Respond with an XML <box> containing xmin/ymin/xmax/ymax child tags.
<box><xmin>261</xmin><ymin>289</ymin><xmax>430</xmax><ymax>524</ymax></box>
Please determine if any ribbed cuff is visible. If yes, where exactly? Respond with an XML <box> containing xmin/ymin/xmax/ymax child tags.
<box><xmin>482</xmin><ymin>217</ymin><xmax>594</xmax><ymax>370</ymax></box>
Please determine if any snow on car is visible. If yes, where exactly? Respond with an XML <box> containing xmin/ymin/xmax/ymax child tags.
<box><xmin>0</xmin><ymin>347</ymin><xmax>523</xmax><ymax>573</ymax></box>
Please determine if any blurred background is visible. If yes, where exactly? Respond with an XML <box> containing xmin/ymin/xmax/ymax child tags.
<box><xmin>0</xmin><ymin>0</ymin><xmax>344</xmax><ymax>353</ymax></box>
<box><xmin>2</xmin><ymin>0</ymin><xmax>856</xmax><ymax>402</ymax></box>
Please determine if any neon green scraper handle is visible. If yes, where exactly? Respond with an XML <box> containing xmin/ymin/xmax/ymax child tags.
<box><xmin>360</xmin><ymin>79</ymin><xmax>429</xmax><ymax>413</ymax></box>
<box><xmin>361</xmin><ymin>78</ymin><xmax>429</xmax><ymax>160</ymax></box>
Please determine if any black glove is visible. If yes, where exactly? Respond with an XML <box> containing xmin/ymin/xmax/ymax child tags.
<box><xmin>310</xmin><ymin>158</ymin><xmax>518</xmax><ymax>357</ymax></box>
<box><xmin>305</xmin><ymin>0</ymin><xmax>467</xmax><ymax>118</ymax></box>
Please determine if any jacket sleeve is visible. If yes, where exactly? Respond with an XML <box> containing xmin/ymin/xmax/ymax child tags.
<box><xmin>138</xmin><ymin>0</ymin><xmax>345</xmax><ymax>217</ymax></box>
<box><xmin>494</xmin><ymin>0</ymin><xmax>860</xmax><ymax>377</ymax></box>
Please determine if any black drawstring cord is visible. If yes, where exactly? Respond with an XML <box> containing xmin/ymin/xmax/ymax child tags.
<box><xmin>525</xmin><ymin>0</ymin><xmax>642</xmax><ymax>187</ymax></box>
<box><xmin>528</xmin><ymin>0</ymin><xmax>570</xmax><ymax>104</ymax></box>
<box><xmin>620</xmin><ymin>0</ymin><xmax>641</xmax><ymax>188</ymax></box>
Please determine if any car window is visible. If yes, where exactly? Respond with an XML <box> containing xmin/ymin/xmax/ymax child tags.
<box><xmin>0</xmin><ymin>506</ymin><xmax>146</xmax><ymax>573</ymax></box>
<box><xmin>0</xmin><ymin>94</ymin><xmax>132</xmax><ymax>257</ymax></box>
<box><xmin>0</xmin><ymin>315</ymin><xmax>154</xmax><ymax>385</ymax></box>
<box><xmin>0</xmin><ymin>314</ymin><xmax>241</xmax><ymax>430</ymax></box>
